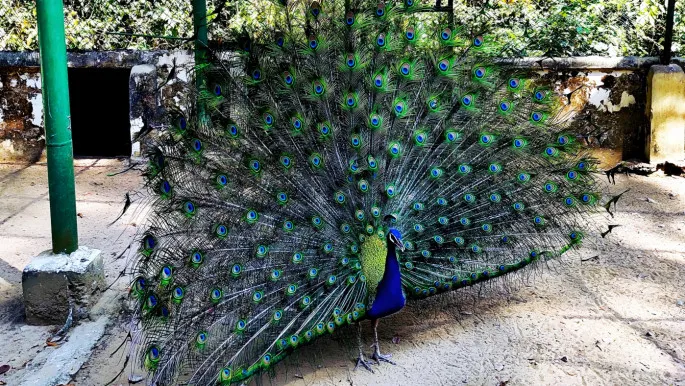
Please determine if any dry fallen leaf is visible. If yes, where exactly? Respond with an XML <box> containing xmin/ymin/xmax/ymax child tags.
<box><xmin>0</xmin><ymin>364</ymin><xmax>8</xmax><ymax>375</ymax></box>
<box><xmin>77</xmin><ymin>212</ymin><xmax>84</xmax><ymax>218</ymax></box>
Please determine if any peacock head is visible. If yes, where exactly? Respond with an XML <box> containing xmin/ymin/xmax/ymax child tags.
<box><xmin>387</xmin><ymin>229</ymin><xmax>405</xmax><ymax>252</ymax></box>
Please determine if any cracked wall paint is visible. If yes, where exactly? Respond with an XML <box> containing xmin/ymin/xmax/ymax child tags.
<box><xmin>29</xmin><ymin>93</ymin><xmax>43</xmax><ymax>126</ymax></box>
<box><xmin>585</xmin><ymin>71</ymin><xmax>637</xmax><ymax>113</ymax></box>
<box><xmin>20</xmin><ymin>73</ymin><xmax>41</xmax><ymax>89</ymax></box>
<box><xmin>0</xmin><ymin>68</ymin><xmax>44</xmax><ymax>162</ymax></box>
<box><xmin>551</xmin><ymin>69</ymin><xmax>647</xmax><ymax>163</ymax></box>
<box><xmin>1</xmin><ymin>139</ymin><xmax>17</xmax><ymax>154</ymax></box>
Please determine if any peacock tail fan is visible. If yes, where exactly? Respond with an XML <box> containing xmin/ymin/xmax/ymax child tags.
<box><xmin>133</xmin><ymin>0</ymin><xmax>604</xmax><ymax>384</ymax></box>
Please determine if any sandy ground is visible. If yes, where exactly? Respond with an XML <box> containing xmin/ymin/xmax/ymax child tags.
<box><xmin>0</xmin><ymin>159</ymin><xmax>140</xmax><ymax>384</ymax></box>
<box><xmin>0</xmin><ymin>159</ymin><xmax>684</xmax><ymax>386</ymax></box>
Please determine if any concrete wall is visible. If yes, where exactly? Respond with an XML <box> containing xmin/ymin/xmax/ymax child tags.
<box><xmin>0</xmin><ymin>50</ymin><xmax>193</xmax><ymax>162</ymax></box>
<box><xmin>0</xmin><ymin>51</ymin><xmax>677</xmax><ymax>164</ymax></box>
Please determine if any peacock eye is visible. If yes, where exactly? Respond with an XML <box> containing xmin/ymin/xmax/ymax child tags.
<box><xmin>160</xmin><ymin>180</ymin><xmax>171</xmax><ymax>194</ymax></box>
<box><xmin>406</xmin><ymin>27</ymin><xmax>415</xmax><ymax>40</ymax></box>
<box><xmin>346</xmin><ymin>11</ymin><xmax>355</xmax><ymax>25</ymax></box>
<box><xmin>310</xmin><ymin>1</ymin><xmax>321</xmax><ymax>17</ymax></box>
<box><xmin>473</xmin><ymin>35</ymin><xmax>484</xmax><ymax>47</ymax></box>
<box><xmin>441</xmin><ymin>28</ymin><xmax>451</xmax><ymax>41</ymax></box>
<box><xmin>346</xmin><ymin>54</ymin><xmax>356</xmax><ymax>67</ymax></box>
<box><xmin>375</xmin><ymin>2</ymin><xmax>385</xmax><ymax>16</ymax></box>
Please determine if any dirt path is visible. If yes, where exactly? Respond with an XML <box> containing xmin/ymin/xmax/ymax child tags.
<box><xmin>77</xmin><ymin>171</ymin><xmax>685</xmax><ymax>386</ymax></box>
<box><xmin>1</xmin><ymin>161</ymin><xmax>684</xmax><ymax>385</ymax></box>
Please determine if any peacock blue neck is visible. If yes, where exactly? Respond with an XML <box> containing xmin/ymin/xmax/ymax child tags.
<box><xmin>384</xmin><ymin>243</ymin><xmax>401</xmax><ymax>284</ymax></box>
<box><xmin>366</xmin><ymin>237</ymin><xmax>406</xmax><ymax>320</ymax></box>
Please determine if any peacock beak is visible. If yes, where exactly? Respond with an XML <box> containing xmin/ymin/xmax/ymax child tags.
<box><xmin>395</xmin><ymin>238</ymin><xmax>405</xmax><ymax>252</ymax></box>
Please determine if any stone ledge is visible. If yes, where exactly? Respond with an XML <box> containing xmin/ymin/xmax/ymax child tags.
<box><xmin>1</xmin><ymin>50</ymin><xmax>682</xmax><ymax>70</ymax></box>
<box><xmin>7</xmin><ymin>316</ymin><xmax>110</xmax><ymax>386</ymax></box>
<box><xmin>22</xmin><ymin>246</ymin><xmax>105</xmax><ymax>325</ymax></box>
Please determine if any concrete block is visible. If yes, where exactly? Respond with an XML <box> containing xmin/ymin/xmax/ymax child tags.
<box><xmin>22</xmin><ymin>246</ymin><xmax>105</xmax><ymax>325</ymax></box>
<box><xmin>645</xmin><ymin>64</ymin><xmax>685</xmax><ymax>163</ymax></box>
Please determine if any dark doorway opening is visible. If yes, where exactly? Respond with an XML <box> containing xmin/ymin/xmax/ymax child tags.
<box><xmin>68</xmin><ymin>68</ymin><xmax>131</xmax><ymax>157</ymax></box>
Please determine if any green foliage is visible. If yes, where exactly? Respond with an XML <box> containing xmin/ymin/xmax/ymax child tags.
<box><xmin>1</xmin><ymin>0</ymin><xmax>228</xmax><ymax>50</ymax></box>
<box><xmin>474</xmin><ymin>0</ymin><xmax>669</xmax><ymax>57</ymax></box>
<box><xmin>0</xmin><ymin>0</ymin><xmax>679</xmax><ymax>56</ymax></box>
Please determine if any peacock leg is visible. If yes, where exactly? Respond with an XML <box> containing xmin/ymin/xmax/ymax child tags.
<box><xmin>354</xmin><ymin>322</ymin><xmax>374</xmax><ymax>373</ymax></box>
<box><xmin>371</xmin><ymin>319</ymin><xmax>396</xmax><ymax>365</ymax></box>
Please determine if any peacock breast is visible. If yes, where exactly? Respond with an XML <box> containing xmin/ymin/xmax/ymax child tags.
<box><xmin>359</xmin><ymin>234</ymin><xmax>387</xmax><ymax>296</ymax></box>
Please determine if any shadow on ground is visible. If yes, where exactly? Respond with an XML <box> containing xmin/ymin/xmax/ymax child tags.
<box><xmin>0</xmin><ymin>161</ymin><xmax>683</xmax><ymax>386</ymax></box>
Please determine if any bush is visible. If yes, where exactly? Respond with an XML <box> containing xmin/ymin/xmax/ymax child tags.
<box><xmin>0</xmin><ymin>0</ymin><xmax>676</xmax><ymax>56</ymax></box>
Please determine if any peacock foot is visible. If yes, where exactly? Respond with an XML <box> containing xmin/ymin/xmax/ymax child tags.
<box><xmin>371</xmin><ymin>344</ymin><xmax>396</xmax><ymax>365</ymax></box>
<box><xmin>354</xmin><ymin>353</ymin><xmax>375</xmax><ymax>373</ymax></box>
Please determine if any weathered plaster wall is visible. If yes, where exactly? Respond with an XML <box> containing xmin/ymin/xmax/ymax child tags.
<box><xmin>552</xmin><ymin>70</ymin><xmax>647</xmax><ymax>166</ymax></box>
<box><xmin>0</xmin><ymin>50</ymin><xmax>194</xmax><ymax>162</ymax></box>
<box><xmin>129</xmin><ymin>52</ymin><xmax>193</xmax><ymax>158</ymax></box>
<box><xmin>0</xmin><ymin>52</ymin><xmax>661</xmax><ymax>164</ymax></box>
<box><xmin>0</xmin><ymin>68</ymin><xmax>44</xmax><ymax>162</ymax></box>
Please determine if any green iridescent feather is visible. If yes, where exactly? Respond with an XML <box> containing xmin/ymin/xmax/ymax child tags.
<box><xmin>132</xmin><ymin>1</ymin><xmax>606</xmax><ymax>384</ymax></box>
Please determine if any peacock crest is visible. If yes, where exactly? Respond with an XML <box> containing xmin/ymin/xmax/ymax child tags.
<box><xmin>133</xmin><ymin>0</ymin><xmax>601</xmax><ymax>384</ymax></box>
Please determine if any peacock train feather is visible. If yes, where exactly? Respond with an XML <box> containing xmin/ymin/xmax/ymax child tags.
<box><xmin>133</xmin><ymin>1</ymin><xmax>604</xmax><ymax>384</ymax></box>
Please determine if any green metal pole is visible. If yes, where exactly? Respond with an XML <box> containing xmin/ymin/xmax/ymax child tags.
<box><xmin>36</xmin><ymin>0</ymin><xmax>78</xmax><ymax>254</ymax></box>
<box><xmin>192</xmin><ymin>0</ymin><xmax>209</xmax><ymax>122</ymax></box>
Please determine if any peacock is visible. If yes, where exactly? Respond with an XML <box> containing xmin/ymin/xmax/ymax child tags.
<box><xmin>132</xmin><ymin>1</ymin><xmax>604</xmax><ymax>384</ymax></box>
